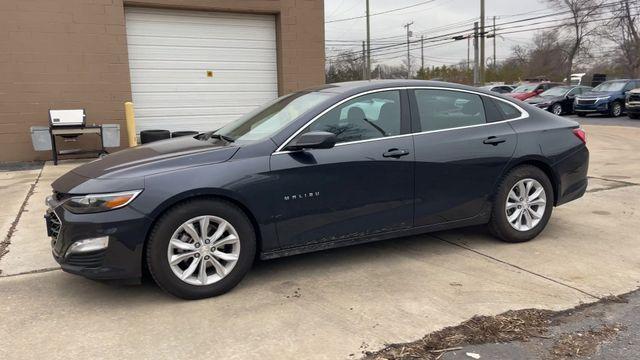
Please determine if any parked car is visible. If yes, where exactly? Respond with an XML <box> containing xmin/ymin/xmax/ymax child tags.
<box><xmin>480</xmin><ymin>85</ymin><xmax>515</xmax><ymax>94</ymax></box>
<box><xmin>507</xmin><ymin>82</ymin><xmax>563</xmax><ymax>101</ymax></box>
<box><xmin>626</xmin><ymin>88</ymin><xmax>640</xmax><ymax>119</ymax></box>
<box><xmin>525</xmin><ymin>85</ymin><xmax>592</xmax><ymax>115</ymax></box>
<box><xmin>45</xmin><ymin>80</ymin><xmax>589</xmax><ymax>299</ymax></box>
<box><xmin>574</xmin><ymin>79</ymin><xmax>640</xmax><ymax>117</ymax></box>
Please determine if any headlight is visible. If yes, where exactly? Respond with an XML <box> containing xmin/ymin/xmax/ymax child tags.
<box><xmin>62</xmin><ymin>190</ymin><xmax>142</xmax><ymax>214</ymax></box>
<box><xmin>597</xmin><ymin>96</ymin><xmax>611</xmax><ymax>101</ymax></box>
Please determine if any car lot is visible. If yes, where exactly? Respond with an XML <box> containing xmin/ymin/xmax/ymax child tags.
<box><xmin>0</xmin><ymin>115</ymin><xmax>639</xmax><ymax>359</ymax></box>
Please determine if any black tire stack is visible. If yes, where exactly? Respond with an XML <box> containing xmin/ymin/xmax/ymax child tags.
<box><xmin>140</xmin><ymin>130</ymin><xmax>170</xmax><ymax>144</ymax></box>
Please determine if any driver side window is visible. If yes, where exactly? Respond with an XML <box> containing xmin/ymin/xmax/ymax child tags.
<box><xmin>301</xmin><ymin>91</ymin><xmax>401</xmax><ymax>144</ymax></box>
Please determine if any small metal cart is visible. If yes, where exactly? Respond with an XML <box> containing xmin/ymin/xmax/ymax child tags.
<box><xmin>47</xmin><ymin>109</ymin><xmax>107</xmax><ymax>165</ymax></box>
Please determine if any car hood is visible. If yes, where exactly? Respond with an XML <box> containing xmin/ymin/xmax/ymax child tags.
<box><xmin>526</xmin><ymin>95</ymin><xmax>560</xmax><ymax>104</ymax></box>
<box><xmin>506</xmin><ymin>92</ymin><xmax>533</xmax><ymax>100</ymax></box>
<box><xmin>579</xmin><ymin>91</ymin><xmax>617</xmax><ymax>98</ymax></box>
<box><xmin>69</xmin><ymin>136</ymin><xmax>240</xmax><ymax>180</ymax></box>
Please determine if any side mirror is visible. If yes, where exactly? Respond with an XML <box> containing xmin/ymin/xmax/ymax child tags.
<box><xmin>285</xmin><ymin>131</ymin><xmax>336</xmax><ymax>151</ymax></box>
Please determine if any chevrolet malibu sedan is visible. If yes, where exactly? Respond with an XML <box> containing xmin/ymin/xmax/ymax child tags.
<box><xmin>46</xmin><ymin>81</ymin><xmax>589</xmax><ymax>299</ymax></box>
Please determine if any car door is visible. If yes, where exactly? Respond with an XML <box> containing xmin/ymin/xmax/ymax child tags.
<box><xmin>409</xmin><ymin>89</ymin><xmax>518</xmax><ymax>226</ymax></box>
<box><xmin>270</xmin><ymin>90</ymin><xmax>415</xmax><ymax>249</ymax></box>
<box><xmin>565</xmin><ymin>87</ymin><xmax>581</xmax><ymax>112</ymax></box>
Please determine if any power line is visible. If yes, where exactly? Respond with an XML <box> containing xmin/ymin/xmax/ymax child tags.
<box><xmin>325</xmin><ymin>0</ymin><xmax>438</xmax><ymax>23</ymax></box>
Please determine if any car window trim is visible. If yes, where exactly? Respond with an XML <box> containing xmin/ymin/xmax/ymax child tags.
<box><xmin>272</xmin><ymin>86</ymin><xmax>530</xmax><ymax>155</ymax></box>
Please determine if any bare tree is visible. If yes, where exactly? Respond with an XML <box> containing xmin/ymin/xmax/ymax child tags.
<box><xmin>545</xmin><ymin>0</ymin><xmax>604</xmax><ymax>84</ymax></box>
<box><xmin>326</xmin><ymin>51</ymin><xmax>365</xmax><ymax>83</ymax></box>
<box><xmin>600</xmin><ymin>0</ymin><xmax>640</xmax><ymax>77</ymax></box>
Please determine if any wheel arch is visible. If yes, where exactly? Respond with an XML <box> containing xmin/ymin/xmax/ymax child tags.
<box><xmin>141</xmin><ymin>190</ymin><xmax>264</xmax><ymax>276</ymax></box>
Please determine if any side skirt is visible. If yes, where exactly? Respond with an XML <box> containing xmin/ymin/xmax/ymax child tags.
<box><xmin>260</xmin><ymin>211</ymin><xmax>491</xmax><ymax>260</ymax></box>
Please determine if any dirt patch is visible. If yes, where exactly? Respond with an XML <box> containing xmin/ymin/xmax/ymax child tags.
<box><xmin>364</xmin><ymin>309</ymin><xmax>553</xmax><ymax>360</ymax></box>
<box><xmin>549</xmin><ymin>324</ymin><xmax>623</xmax><ymax>359</ymax></box>
<box><xmin>364</xmin><ymin>292</ymin><xmax>632</xmax><ymax>360</ymax></box>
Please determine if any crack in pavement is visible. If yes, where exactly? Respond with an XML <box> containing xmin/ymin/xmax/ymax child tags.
<box><xmin>0</xmin><ymin>267</ymin><xmax>60</xmax><ymax>279</ymax></box>
<box><xmin>0</xmin><ymin>165</ymin><xmax>44</xmax><ymax>273</ymax></box>
<box><xmin>431</xmin><ymin>234</ymin><xmax>600</xmax><ymax>300</ymax></box>
<box><xmin>587</xmin><ymin>176</ymin><xmax>639</xmax><ymax>193</ymax></box>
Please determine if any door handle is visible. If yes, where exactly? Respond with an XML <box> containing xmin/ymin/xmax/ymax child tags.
<box><xmin>383</xmin><ymin>148</ymin><xmax>410</xmax><ymax>158</ymax></box>
<box><xmin>483</xmin><ymin>136</ymin><xmax>506</xmax><ymax>146</ymax></box>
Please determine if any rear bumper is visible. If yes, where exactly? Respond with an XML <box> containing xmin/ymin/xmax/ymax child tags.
<box><xmin>555</xmin><ymin>146</ymin><xmax>589</xmax><ymax>206</ymax></box>
<box><xmin>47</xmin><ymin>205</ymin><xmax>152</xmax><ymax>281</ymax></box>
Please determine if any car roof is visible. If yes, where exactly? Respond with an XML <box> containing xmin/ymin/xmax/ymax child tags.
<box><xmin>313</xmin><ymin>80</ymin><xmax>482</xmax><ymax>95</ymax></box>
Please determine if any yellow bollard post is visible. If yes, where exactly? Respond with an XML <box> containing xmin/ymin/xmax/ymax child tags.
<box><xmin>124</xmin><ymin>101</ymin><xmax>137</xmax><ymax>147</ymax></box>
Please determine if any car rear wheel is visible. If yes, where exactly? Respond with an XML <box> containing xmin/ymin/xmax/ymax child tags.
<box><xmin>551</xmin><ymin>103</ymin><xmax>563</xmax><ymax>116</ymax></box>
<box><xmin>610</xmin><ymin>102</ymin><xmax>623</xmax><ymax>117</ymax></box>
<box><xmin>146</xmin><ymin>199</ymin><xmax>256</xmax><ymax>299</ymax></box>
<box><xmin>488</xmin><ymin>166</ymin><xmax>554</xmax><ymax>243</ymax></box>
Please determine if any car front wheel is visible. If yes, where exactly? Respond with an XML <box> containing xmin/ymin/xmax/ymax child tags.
<box><xmin>147</xmin><ymin>199</ymin><xmax>256</xmax><ymax>299</ymax></box>
<box><xmin>489</xmin><ymin>166</ymin><xmax>554</xmax><ymax>243</ymax></box>
<box><xmin>610</xmin><ymin>102</ymin><xmax>623</xmax><ymax>117</ymax></box>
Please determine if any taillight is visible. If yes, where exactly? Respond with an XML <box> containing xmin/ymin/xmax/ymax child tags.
<box><xmin>572</xmin><ymin>128</ymin><xmax>586</xmax><ymax>144</ymax></box>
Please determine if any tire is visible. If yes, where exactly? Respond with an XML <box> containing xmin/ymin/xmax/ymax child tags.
<box><xmin>551</xmin><ymin>103</ymin><xmax>563</xmax><ymax>116</ymax></box>
<box><xmin>488</xmin><ymin>165</ymin><xmax>554</xmax><ymax>243</ymax></box>
<box><xmin>629</xmin><ymin>113</ymin><xmax>640</xmax><ymax>120</ymax></box>
<box><xmin>609</xmin><ymin>102</ymin><xmax>623</xmax><ymax>117</ymax></box>
<box><xmin>140</xmin><ymin>130</ymin><xmax>170</xmax><ymax>144</ymax></box>
<box><xmin>146</xmin><ymin>199</ymin><xmax>256</xmax><ymax>299</ymax></box>
<box><xmin>577</xmin><ymin>113</ymin><xmax>587</xmax><ymax>117</ymax></box>
<box><xmin>171</xmin><ymin>131</ymin><xmax>199</xmax><ymax>138</ymax></box>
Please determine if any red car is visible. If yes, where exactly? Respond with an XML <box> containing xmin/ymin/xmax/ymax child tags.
<box><xmin>507</xmin><ymin>82</ymin><xmax>562</xmax><ymax>101</ymax></box>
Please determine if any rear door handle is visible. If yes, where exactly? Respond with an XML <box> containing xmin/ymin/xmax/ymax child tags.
<box><xmin>383</xmin><ymin>148</ymin><xmax>410</xmax><ymax>158</ymax></box>
<box><xmin>483</xmin><ymin>136</ymin><xmax>506</xmax><ymax>146</ymax></box>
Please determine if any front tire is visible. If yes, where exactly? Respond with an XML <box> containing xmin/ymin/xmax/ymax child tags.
<box><xmin>489</xmin><ymin>166</ymin><xmax>554</xmax><ymax>243</ymax></box>
<box><xmin>147</xmin><ymin>199</ymin><xmax>256</xmax><ymax>299</ymax></box>
<box><xmin>609</xmin><ymin>101</ymin><xmax>623</xmax><ymax>117</ymax></box>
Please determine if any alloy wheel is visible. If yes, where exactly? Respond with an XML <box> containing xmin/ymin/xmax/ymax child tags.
<box><xmin>167</xmin><ymin>215</ymin><xmax>240</xmax><ymax>286</ymax></box>
<box><xmin>612</xmin><ymin>103</ymin><xmax>622</xmax><ymax>117</ymax></box>
<box><xmin>505</xmin><ymin>178</ymin><xmax>547</xmax><ymax>232</ymax></box>
<box><xmin>552</xmin><ymin>104</ymin><xmax>562</xmax><ymax>115</ymax></box>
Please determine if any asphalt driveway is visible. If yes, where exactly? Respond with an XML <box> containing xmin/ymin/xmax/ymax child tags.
<box><xmin>0</xmin><ymin>119</ymin><xmax>639</xmax><ymax>360</ymax></box>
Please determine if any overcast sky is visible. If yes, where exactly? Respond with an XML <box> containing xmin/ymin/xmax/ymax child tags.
<box><xmin>324</xmin><ymin>0</ymin><xmax>549</xmax><ymax>68</ymax></box>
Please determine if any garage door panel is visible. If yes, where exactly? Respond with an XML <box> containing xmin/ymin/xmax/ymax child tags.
<box><xmin>125</xmin><ymin>7</ymin><xmax>278</xmax><ymax>133</ymax></box>
<box><xmin>130</xmin><ymin>70</ymin><xmax>277</xmax><ymax>84</ymax></box>
<box><xmin>127</xmin><ymin>46</ymin><xmax>277</xmax><ymax>62</ymax></box>
<box><xmin>128</xmin><ymin>60</ymin><xmax>277</xmax><ymax>71</ymax></box>
<box><xmin>127</xmin><ymin>35</ymin><xmax>275</xmax><ymax>50</ymax></box>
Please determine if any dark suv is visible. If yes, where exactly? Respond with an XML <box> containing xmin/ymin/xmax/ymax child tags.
<box><xmin>574</xmin><ymin>79</ymin><xmax>640</xmax><ymax>117</ymax></box>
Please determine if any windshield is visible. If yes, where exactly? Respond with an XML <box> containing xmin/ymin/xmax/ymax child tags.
<box><xmin>593</xmin><ymin>82</ymin><xmax>626</xmax><ymax>92</ymax></box>
<box><xmin>513</xmin><ymin>84</ymin><xmax>538</xmax><ymax>93</ymax></box>
<box><xmin>213</xmin><ymin>91</ymin><xmax>332</xmax><ymax>142</ymax></box>
<box><xmin>541</xmin><ymin>87</ymin><xmax>571</xmax><ymax>97</ymax></box>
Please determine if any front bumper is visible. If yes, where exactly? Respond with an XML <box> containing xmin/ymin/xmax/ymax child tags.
<box><xmin>574</xmin><ymin>99</ymin><xmax>611</xmax><ymax>114</ymax></box>
<box><xmin>46</xmin><ymin>202</ymin><xmax>152</xmax><ymax>281</ymax></box>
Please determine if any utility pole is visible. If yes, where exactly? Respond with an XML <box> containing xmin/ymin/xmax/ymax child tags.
<box><xmin>362</xmin><ymin>41</ymin><xmax>366</xmax><ymax>80</ymax></box>
<box><xmin>467</xmin><ymin>36</ymin><xmax>471</xmax><ymax>70</ymax></box>
<box><xmin>479</xmin><ymin>0</ymin><xmax>485</xmax><ymax>85</ymax></box>
<box><xmin>473</xmin><ymin>22</ymin><xmax>479</xmax><ymax>86</ymax></box>
<box><xmin>403</xmin><ymin>21</ymin><xmax>413</xmax><ymax>79</ymax></box>
<box><xmin>366</xmin><ymin>0</ymin><xmax>371</xmax><ymax>79</ymax></box>
<box><xmin>421</xmin><ymin>35</ymin><xmax>424</xmax><ymax>72</ymax></box>
<box><xmin>492</xmin><ymin>16</ymin><xmax>497</xmax><ymax>69</ymax></box>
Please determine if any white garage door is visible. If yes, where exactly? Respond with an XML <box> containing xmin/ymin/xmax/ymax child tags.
<box><xmin>124</xmin><ymin>7</ymin><xmax>279</xmax><ymax>133</ymax></box>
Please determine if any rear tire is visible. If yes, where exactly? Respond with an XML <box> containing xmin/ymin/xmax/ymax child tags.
<box><xmin>551</xmin><ymin>103</ymin><xmax>563</xmax><ymax>116</ymax></box>
<box><xmin>488</xmin><ymin>166</ymin><xmax>554</xmax><ymax>243</ymax></box>
<box><xmin>577</xmin><ymin>113</ymin><xmax>587</xmax><ymax>117</ymax></box>
<box><xmin>146</xmin><ymin>199</ymin><xmax>256</xmax><ymax>299</ymax></box>
<box><xmin>629</xmin><ymin>114</ymin><xmax>640</xmax><ymax>120</ymax></box>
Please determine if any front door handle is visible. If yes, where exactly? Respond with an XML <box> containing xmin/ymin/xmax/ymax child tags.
<box><xmin>383</xmin><ymin>148</ymin><xmax>410</xmax><ymax>158</ymax></box>
<box><xmin>483</xmin><ymin>136</ymin><xmax>506</xmax><ymax>146</ymax></box>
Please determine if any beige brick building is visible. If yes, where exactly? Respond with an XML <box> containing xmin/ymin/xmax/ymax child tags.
<box><xmin>0</xmin><ymin>0</ymin><xmax>325</xmax><ymax>162</ymax></box>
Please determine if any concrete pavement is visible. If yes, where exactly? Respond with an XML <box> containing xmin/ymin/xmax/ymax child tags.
<box><xmin>0</xmin><ymin>124</ymin><xmax>639</xmax><ymax>360</ymax></box>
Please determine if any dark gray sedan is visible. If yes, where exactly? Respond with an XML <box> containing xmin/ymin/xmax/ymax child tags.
<box><xmin>46</xmin><ymin>80</ymin><xmax>589</xmax><ymax>299</ymax></box>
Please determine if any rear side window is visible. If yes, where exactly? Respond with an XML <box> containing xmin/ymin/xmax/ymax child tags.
<box><xmin>494</xmin><ymin>99</ymin><xmax>522</xmax><ymax>120</ymax></box>
<box><xmin>414</xmin><ymin>90</ymin><xmax>486</xmax><ymax>131</ymax></box>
